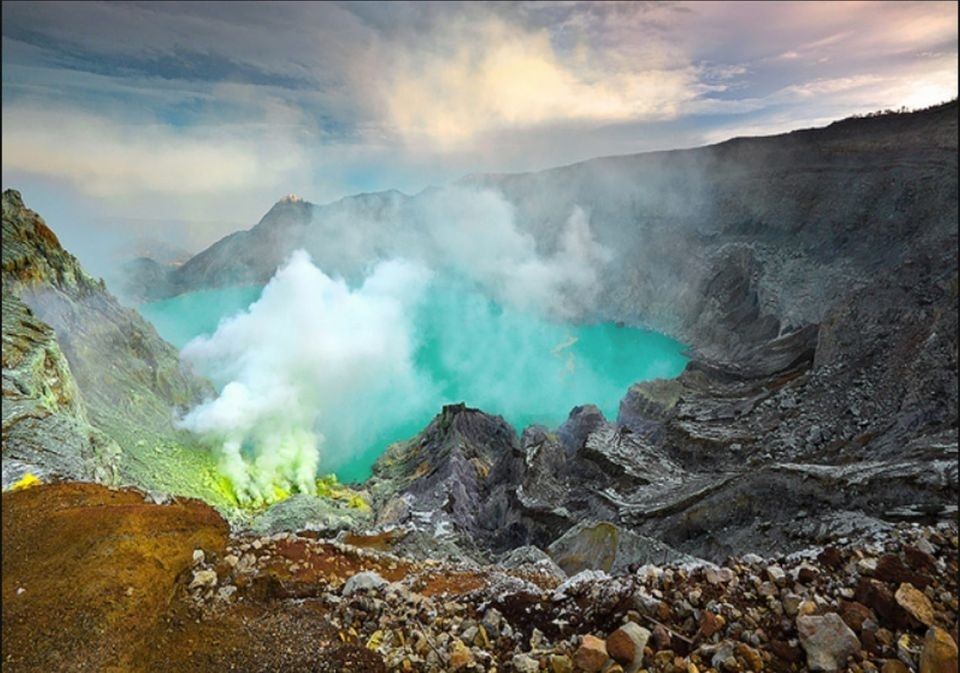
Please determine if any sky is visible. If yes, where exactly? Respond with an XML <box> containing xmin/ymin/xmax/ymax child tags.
<box><xmin>2</xmin><ymin>1</ymin><xmax>957</xmax><ymax>274</ymax></box>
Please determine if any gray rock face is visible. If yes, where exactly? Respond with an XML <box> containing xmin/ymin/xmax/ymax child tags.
<box><xmin>2</xmin><ymin>189</ymin><xmax>222</xmax><ymax>504</ymax></box>
<box><xmin>1</xmin><ymin>292</ymin><xmax>117</xmax><ymax>487</ymax></box>
<box><xmin>369</xmin><ymin>403</ymin><xmax>521</xmax><ymax>545</ymax></box>
<box><xmin>556</xmin><ymin>404</ymin><xmax>607</xmax><ymax>455</ymax></box>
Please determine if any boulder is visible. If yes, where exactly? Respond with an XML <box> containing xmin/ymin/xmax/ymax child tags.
<box><xmin>574</xmin><ymin>634</ymin><xmax>609</xmax><ymax>672</ymax></box>
<box><xmin>920</xmin><ymin>626</ymin><xmax>959</xmax><ymax>673</ymax></box>
<box><xmin>342</xmin><ymin>571</ymin><xmax>387</xmax><ymax>596</ymax></box>
<box><xmin>895</xmin><ymin>582</ymin><xmax>935</xmax><ymax>626</ymax></box>
<box><xmin>797</xmin><ymin>613</ymin><xmax>861</xmax><ymax>671</ymax></box>
<box><xmin>606</xmin><ymin>622</ymin><xmax>651</xmax><ymax>666</ymax></box>
<box><xmin>548</xmin><ymin>521</ymin><xmax>619</xmax><ymax>575</ymax></box>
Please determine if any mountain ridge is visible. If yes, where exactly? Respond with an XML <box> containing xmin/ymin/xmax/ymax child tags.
<box><xmin>124</xmin><ymin>100</ymin><xmax>957</xmax><ymax>363</ymax></box>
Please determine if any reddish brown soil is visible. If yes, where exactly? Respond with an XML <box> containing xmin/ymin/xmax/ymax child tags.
<box><xmin>2</xmin><ymin>482</ymin><xmax>228</xmax><ymax>672</ymax></box>
<box><xmin>1</xmin><ymin>482</ymin><xmax>550</xmax><ymax>672</ymax></box>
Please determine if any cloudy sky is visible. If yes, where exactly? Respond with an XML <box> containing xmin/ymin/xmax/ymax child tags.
<box><xmin>2</xmin><ymin>1</ymin><xmax>957</xmax><ymax>271</ymax></box>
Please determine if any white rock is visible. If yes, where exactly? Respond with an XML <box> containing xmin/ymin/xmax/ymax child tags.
<box><xmin>512</xmin><ymin>653</ymin><xmax>540</xmax><ymax>673</ymax></box>
<box><xmin>705</xmin><ymin>566</ymin><xmax>735</xmax><ymax>584</ymax></box>
<box><xmin>766</xmin><ymin>565</ymin><xmax>787</xmax><ymax>585</ymax></box>
<box><xmin>342</xmin><ymin>570</ymin><xmax>388</xmax><ymax>596</ymax></box>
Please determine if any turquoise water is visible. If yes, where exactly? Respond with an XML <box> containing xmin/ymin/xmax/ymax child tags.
<box><xmin>140</xmin><ymin>279</ymin><xmax>688</xmax><ymax>483</ymax></box>
<box><xmin>140</xmin><ymin>285</ymin><xmax>264</xmax><ymax>350</ymax></box>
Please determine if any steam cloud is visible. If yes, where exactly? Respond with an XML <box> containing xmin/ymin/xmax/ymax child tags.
<box><xmin>415</xmin><ymin>188</ymin><xmax>611</xmax><ymax>318</ymax></box>
<box><xmin>176</xmin><ymin>187</ymin><xmax>612</xmax><ymax>503</ymax></box>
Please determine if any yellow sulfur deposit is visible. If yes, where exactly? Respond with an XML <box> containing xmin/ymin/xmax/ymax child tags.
<box><xmin>10</xmin><ymin>473</ymin><xmax>42</xmax><ymax>491</ymax></box>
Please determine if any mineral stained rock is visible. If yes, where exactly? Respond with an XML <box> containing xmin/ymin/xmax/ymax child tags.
<box><xmin>2</xmin><ymin>189</ymin><xmax>223</xmax><ymax>505</ymax></box>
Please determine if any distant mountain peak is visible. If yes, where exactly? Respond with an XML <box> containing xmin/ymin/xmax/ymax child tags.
<box><xmin>279</xmin><ymin>193</ymin><xmax>302</xmax><ymax>204</ymax></box>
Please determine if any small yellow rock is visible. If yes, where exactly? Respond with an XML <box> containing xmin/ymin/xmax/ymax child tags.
<box><xmin>895</xmin><ymin>583</ymin><xmax>935</xmax><ymax>626</ymax></box>
<box><xmin>10</xmin><ymin>473</ymin><xmax>41</xmax><ymax>491</ymax></box>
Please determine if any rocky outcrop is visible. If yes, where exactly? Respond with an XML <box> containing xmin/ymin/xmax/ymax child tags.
<box><xmin>122</xmin><ymin>190</ymin><xmax>408</xmax><ymax>303</ymax></box>
<box><xmin>364</xmin><ymin>403</ymin><xmax>695</xmax><ymax>563</ymax></box>
<box><xmin>1</xmin><ymin>189</ymin><xmax>224</xmax><ymax>504</ymax></box>
<box><xmin>365</xmin><ymin>281</ymin><xmax>955</xmax><ymax>562</ymax></box>
<box><xmin>368</xmin><ymin>403</ymin><xmax>520</xmax><ymax>553</ymax></box>
<box><xmin>1</xmin><ymin>292</ymin><xmax>117</xmax><ymax>486</ymax></box>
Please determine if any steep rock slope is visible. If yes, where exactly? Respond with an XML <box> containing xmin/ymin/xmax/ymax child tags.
<box><xmin>468</xmin><ymin>100</ymin><xmax>958</xmax><ymax>358</ymax></box>
<box><xmin>1</xmin><ymin>292</ymin><xmax>115</xmax><ymax>486</ymax></box>
<box><xmin>1</xmin><ymin>190</ymin><xmax>226</xmax><ymax>503</ymax></box>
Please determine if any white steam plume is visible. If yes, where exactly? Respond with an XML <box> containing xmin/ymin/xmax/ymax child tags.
<box><xmin>176</xmin><ymin>250</ymin><xmax>434</xmax><ymax>504</ymax></box>
<box><xmin>414</xmin><ymin>188</ymin><xmax>612</xmax><ymax>318</ymax></box>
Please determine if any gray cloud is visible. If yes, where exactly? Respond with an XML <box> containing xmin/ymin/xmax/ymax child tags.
<box><xmin>2</xmin><ymin>0</ymin><xmax>956</xmax><ymax>272</ymax></box>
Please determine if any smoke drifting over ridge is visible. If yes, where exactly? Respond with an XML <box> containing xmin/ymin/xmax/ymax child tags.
<box><xmin>175</xmin><ymin>187</ymin><xmax>617</xmax><ymax>503</ymax></box>
<box><xmin>414</xmin><ymin>188</ymin><xmax>612</xmax><ymax>318</ymax></box>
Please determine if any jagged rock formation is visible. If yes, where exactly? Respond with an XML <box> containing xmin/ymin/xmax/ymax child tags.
<box><xmin>366</xmin><ymin>289</ymin><xmax>955</xmax><ymax>563</ymax></box>
<box><xmin>1</xmin><ymin>190</ymin><xmax>224</xmax><ymax>502</ymax></box>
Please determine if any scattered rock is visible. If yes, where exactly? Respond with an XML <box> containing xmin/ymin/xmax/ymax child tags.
<box><xmin>651</xmin><ymin>623</ymin><xmax>672</xmax><ymax>651</ymax></box>
<box><xmin>736</xmin><ymin>642</ymin><xmax>765</xmax><ymax>672</ymax></box>
<box><xmin>840</xmin><ymin>600</ymin><xmax>875</xmax><ymax>633</ymax></box>
<box><xmin>766</xmin><ymin>565</ymin><xmax>787</xmax><ymax>585</ymax></box>
<box><xmin>189</xmin><ymin>569</ymin><xmax>218</xmax><ymax>590</ymax></box>
<box><xmin>698</xmin><ymin>611</ymin><xmax>725</xmax><ymax>639</ymax></box>
<box><xmin>342</xmin><ymin>570</ymin><xmax>387</xmax><ymax>596</ymax></box>
<box><xmin>512</xmin><ymin>653</ymin><xmax>540</xmax><ymax>673</ymax></box>
<box><xmin>705</xmin><ymin>566</ymin><xmax>735</xmax><ymax>585</ymax></box>
<box><xmin>857</xmin><ymin>578</ymin><xmax>909</xmax><ymax>628</ymax></box>
<box><xmin>448</xmin><ymin>639</ymin><xmax>474</xmax><ymax>670</ymax></box>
